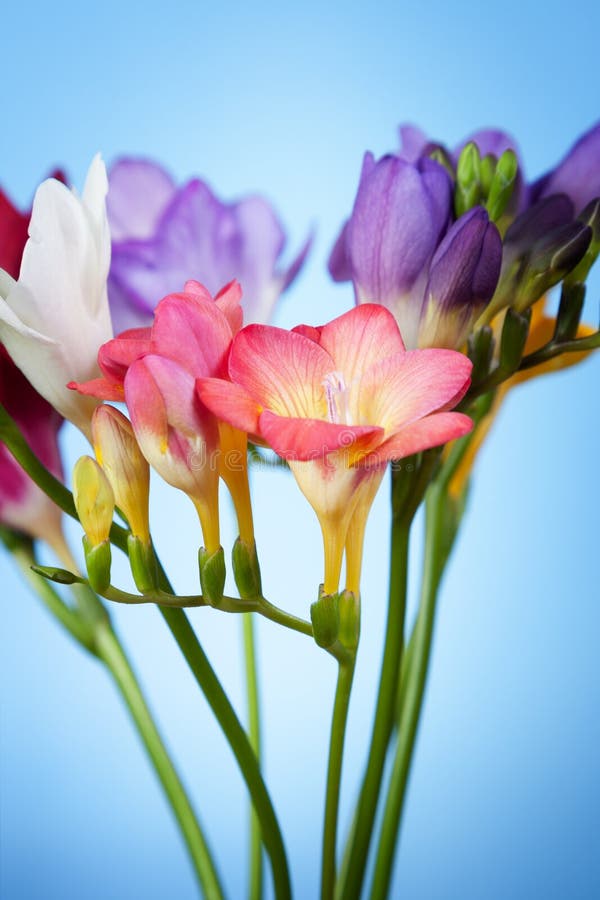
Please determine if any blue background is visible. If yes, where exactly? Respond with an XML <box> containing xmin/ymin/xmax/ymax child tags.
<box><xmin>1</xmin><ymin>1</ymin><xmax>599</xmax><ymax>897</ymax></box>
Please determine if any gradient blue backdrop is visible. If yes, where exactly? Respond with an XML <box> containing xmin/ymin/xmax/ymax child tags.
<box><xmin>1</xmin><ymin>2</ymin><xmax>599</xmax><ymax>898</ymax></box>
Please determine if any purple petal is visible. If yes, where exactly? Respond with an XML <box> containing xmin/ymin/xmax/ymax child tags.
<box><xmin>426</xmin><ymin>207</ymin><xmax>502</xmax><ymax>313</ymax></box>
<box><xmin>328</xmin><ymin>221</ymin><xmax>352</xmax><ymax>282</ymax></box>
<box><xmin>107</xmin><ymin>159</ymin><xmax>176</xmax><ymax>240</ymax></box>
<box><xmin>346</xmin><ymin>154</ymin><xmax>452</xmax><ymax>303</ymax></box>
<box><xmin>397</xmin><ymin>124</ymin><xmax>430</xmax><ymax>162</ymax></box>
<box><xmin>530</xmin><ymin>121</ymin><xmax>600</xmax><ymax>213</ymax></box>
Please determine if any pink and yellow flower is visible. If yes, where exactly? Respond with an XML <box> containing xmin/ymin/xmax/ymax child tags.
<box><xmin>71</xmin><ymin>280</ymin><xmax>251</xmax><ymax>554</ymax></box>
<box><xmin>198</xmin><ymin>304</ymin><xmax>473</xmax><ymax>595</ymax></box>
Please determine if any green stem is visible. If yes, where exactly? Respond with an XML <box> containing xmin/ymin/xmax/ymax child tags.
<box><xmin>94</xmin><ymin>621</ymin><xmax>225</xmax><ymax>900</ymax></box>
<box><xmin>158</xmin><ymin>606</ymin><xmax>292</xmax><ymax>900</ymax></box>
<box><xmin>337</xmin><ymin>513</ymin><xmax>410</xmax><ymax>900</ymax></box>
<box><xmin>243</xmin><ymin>613</ymin><xmax>263</xmax><ymax>900</ymax></box>
<box><xmin>9</xmin><ymin>542</ymin><xmax>224</xmax><ymax>900</ymax></box>
<box><xmin>369</xmin><ymin>485</ymin><xmax>447</xmax><ymax>900</ymax></box>
<box><xmin>321</xmin><ymin>657</ymin><xmax>356</xmax><ymax>900</ymax></box>
<box><xmin>0</xmin><ymin>407</ymin><xmax>291</xmax><ymax>899</ymax></box>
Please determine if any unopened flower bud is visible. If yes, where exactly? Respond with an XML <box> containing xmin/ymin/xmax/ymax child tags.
<box><xmin>232</xmin><ymin>537</ymin><xmax>263</xmax><ymax>600</ymax></box>
<box><xmin>199</xmin><ymin>546</ymin><xmax>226</xmax><ymax>606</ymax></box>
<box><xmin>73</xmin><ymin>456</ymin><xmax>115</xmax><ymax>548</ymax></box>
<box><xmin>454</xmin><ymin>142</ymin><xmax>482</xmax><ymax>216</ymax></box>
<box><xmin>310</xmin><ymin>588</ymin><xmax>340</xmax><ymax>649</ymax></box>
<box><xmin>92</xmin><ymin>405</ymin><xmax>150</xmax><ymax>543</ymax></box>
<box><xmin>486</xmin><ymin>149</ymin><xmax>519</xmax><ymax>223</ymax></box>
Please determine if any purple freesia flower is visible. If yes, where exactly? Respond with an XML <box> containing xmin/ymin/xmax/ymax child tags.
<box><xmin>328</xmin><ymin>152</ymin><xmax>452</xmax><ymax>348</ymax></box>
<box><xmin>530</xmin><ymin>121</ymin><xmax>600</xmax><ymax>213</ymax></box>
<box><xmin>107</xmin><ymin>159</ymin><xmax>311</xmax><ymax>332</ymax></box>
<box><xmin>420</xmin><ymin>208</ymin><xmax>502</xmax><ymax>348</ymax></box>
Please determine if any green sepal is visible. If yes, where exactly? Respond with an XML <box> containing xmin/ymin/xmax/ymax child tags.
<box><xmin>455</xmin><ymin>142</ymin><xmax>482</xmax><ymax>217</ymax></box>
<box><xmin>83</xmin><ymin>536</ymin><xmax>112</xmax><ymax>594</ymax></box>
<box><xmin>337</xmin><ymin>590</ymin><xmax>360</xmax><ymax>652</ymax></box>
<box><xmin>30</xmin><ymin>565</ymin><xmax>85</xmax><ymax>585</ymax></box>
<box><xmin>198</xmin><ymin>545</ymin><xmax>226</xmax><ymax>606</ymax></box>
<box><xmin>499</xmin><ymin>308</ymin><xmax>531</xmax><ymax>373</ymax></box>
<box><xmin>554</xmin><ymin>282</ymin><xmax>586</xmax><ymax>343</ymax></box>
<box><xmin>486</xmin><ymin>149</ymin><xmax>518</xmax><ymax>223</ymax></box>
<box><xmin>232</xmin><ymin>537</ymin><xmax>262</xmax><ymax>600</ymax></box>
<box><xmin>310</xmin><ymin>587</ymin><xmax>340</xmax><ymax>649</ymax></box>
<box><xmin>127</xmin><ymin>534</ymin><xmax>158</xmax><ymax>594</ymax></box>
<box><xmin>467</xmin><ymin>326</ymin><xmax>494</xmax><ymax>385</ymax></box>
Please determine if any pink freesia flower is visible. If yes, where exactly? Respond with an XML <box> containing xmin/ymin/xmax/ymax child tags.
<box><xmin>197</xmin><ymin>304</ymin><xmax>473</xmax><ymax>595</ymax></box>
<box><xmin>71</xmin><ymin>280</ymin><xmax>251</xmax><ymax>553</ymax></box>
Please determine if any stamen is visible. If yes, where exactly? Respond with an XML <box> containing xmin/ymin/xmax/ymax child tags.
<box><xmin>322</xmin><ymin>371</ymin><xmax>351</xmax><ymax>425</ymax></box>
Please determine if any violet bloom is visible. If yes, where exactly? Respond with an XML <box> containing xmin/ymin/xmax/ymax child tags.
<box><xmin>107</xmin><ymin>159</ymin><xmax>310</xmax><ymax>333</ymax></box>
<box><xmin>328</xmin><ymin>152</ymin><xmax>452</xmax><ymax>348</ymax></box>
<box><xmin>530</xmin><ymin>121</ymin><xmax>600</xmax><ymax>213</ymax></box>
<box><xmin>0</xmin><ymin>345</ymin><xmax>64</xmax><ymax>549</ymax></box>
<box><xmin>420</xmin><ymin>208</ymin><xmax>502</xmax><ymax>348</ymax></box>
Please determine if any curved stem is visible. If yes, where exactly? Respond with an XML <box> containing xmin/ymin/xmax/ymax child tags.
<box><xmin>94</xmin><ymin>622</ymin><xmax>225</xmax><ymax>900</ymax></box>
<box><xmin>369</xmin><ymin>485</ymin><xmax>446</xmax><ymax>900</ymax></box>
<box><xmin>159</xmin><ymin>607</ymin><xmax>292</xmax><ymax>900</ymax></box>
<box><xmin>321</xmin><ymin>657</ymin><xmax>356</xmax><ymax>900</ymax></box>
<box><xmin>337</xmin><ymin>516</ymin><xmax>410</xmax><ymax>900</ymax></box>
<box><xmin>243</xmin><ymin>613</ymin><xmax>263</xmax><ymax>900</ymax></box>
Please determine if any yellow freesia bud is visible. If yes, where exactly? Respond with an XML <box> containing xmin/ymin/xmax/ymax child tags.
<box><xmin>92</xmin><ymin>405</ymin><xmax>150</xmax><ymax>543</ymax></box>
<box><xmin>72</xmin><ymin>455</ymin><xmax>115</xmax><ymax>547</ymax></box>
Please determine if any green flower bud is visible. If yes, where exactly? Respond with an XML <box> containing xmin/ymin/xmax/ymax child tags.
<box><xmin>486</xmin><ymin>149</ymin><xmax>518</xmax><ymax>223</ymax></box>
<box><xmin>310</xmin><ymin>588</ymin><xmax>339</xmax><ymax>649</ymax></box>
<box><xmin>338</xmin><ymin>590</ymin><xmax>360</xmax><ymax>652</ymax></box>
<box><xmin>455</xmin><ymin>142</ymin><xmax>482</xmax><ymax>217</ymax></box>
<box><xmin>199</xmin><ymin>545</ymin><xmax>226</xmax><ymax>606</ymax></box>
<box><xmin>83</xmin><ymin>535</ymin><xmax>112</xmax><ymax>594</ymax></box>
<box><xmin>232</xmin><ymin>537</ymin><xmax>263</xmax><ymax>600</ymax></box>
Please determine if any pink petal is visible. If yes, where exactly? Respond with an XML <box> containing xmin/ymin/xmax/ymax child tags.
<box><xmin>214</xmin><ymin>280</ymin><xmax>244</xmax><ymax>335</ymax></box>
<box><xmin>151</xmin><ymin>292</ymin><xmax>233</xmax><ymax>378</ymax></box>
<box><xmin>318</xmin><ymin>304</ymin><xmax>406</xmax><ymax>386</ymax></box>
<box><xmin>68</xmin><ymin>377</ymin><xmax>125</xmax><ymax>401</ymax></box>
<box><xmin>196</xmin><ymin>377</ymin><xmax>261</xmax><ymax>434</ymax></box>
<box><xmin>362</xmin><ymin>411</ymin><xmax>473</xmax><ymax>465</ymax></box>
<box><xmin>258</xmin><ymin>409</ymin><xmax>383</xmax><ymax>461</ymax></box>
<box><xmin>358</xmin><ymin>349</ymin><xmax>472</xmax><ymax>434</ymax></box>
<box><xmin>292</xmin><ymin>323</ymin><xmax>323</xmax><ymax>343</ymax></box>
<box><xmin>229</xmin><ymin>325</ymin><xmax>334</xmax><ymax>418</ymax></box>
<box><xmin>98</xmin><ymin>328</ymin><xmax>153</xmax><ymax>383</ymax></box>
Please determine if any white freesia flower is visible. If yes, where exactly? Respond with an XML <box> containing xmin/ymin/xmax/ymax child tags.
<box><xmin>0</xmin><ymin>155</ymin><xmax>113</xmax><ymax>436</ymax></box>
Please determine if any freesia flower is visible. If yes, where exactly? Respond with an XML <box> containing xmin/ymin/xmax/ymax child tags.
<box><xmin>72</xmin><ymin>281</ymin><xmax>253</xmax><ymax>555</ymax></box>
<box><xmin>107</xmin><ymin>158</ymin><xmax>310</xmax><ymax>332</ymax></box>
<box><xmin>0</xmin><ymin>345</ymin><xmax>65</xmax><ymax>552</ymax></box>
<box><xmin>198</xmin><ymin>304</ymin><xmax>473</xmax><ymax>595</ymax></box>
<box><xmin>0</xmin><ymin>156</ymin><xmax>113</xmax><ymax>436</ymax></box>
<box><xmin>328</xmin><ymin>153</ymin><xmax>452</xmax><ymax>348</ymax></box>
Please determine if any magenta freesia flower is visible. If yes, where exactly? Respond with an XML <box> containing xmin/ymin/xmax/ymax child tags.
<box><xmin>0</xmin><ymin>345</ymin><xmax>65</xmax><ymax>550</ymax></box>
<box><xmin>107</xmin><ymin>159</ymin><xmax>311</xmax><ymax>332</ymax></box>
<box><xmin>198</xmin><ymin>304</ymin><xmax>472</xmax><ymax>595</ymax></box>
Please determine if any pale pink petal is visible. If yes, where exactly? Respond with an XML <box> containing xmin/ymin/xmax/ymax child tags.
<box><xmin>318</xmin><ymin>304</ymin><xmax>406</xmax><ymax>386</ymax></box>
<box><xmin>258</xmin><ymin>409</ymin><xmax>383</xmax><ymax>461</ymax></box>
<box><xmin>292</xmin><ymin>323</ymin><xmax>322</xmax><ymax>343</ymax></box>
<box><xmin>357</xmin><ymin>349</ymin><xmax>472</xmax><ymax>434</ymax></box>
<box><xmin>229</xmin><ymin>325</ymin><xmax>334</xmax><ymax>418</ymax></box>
<box><xmin>362</xmin><ymin>411</ymin><xmax>473</xmax><ymax>465</ymax></box>
<box><xmin>196</xmin><ymin>377</ymin><xmax>261</xmax><ymax>434</ymax></box>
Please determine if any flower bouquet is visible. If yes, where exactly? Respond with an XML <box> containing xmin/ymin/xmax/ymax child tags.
<box><xmin>0</xmin><ymin>121</ymin><xmax>598</xmax><ymax>899</ymax></box>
